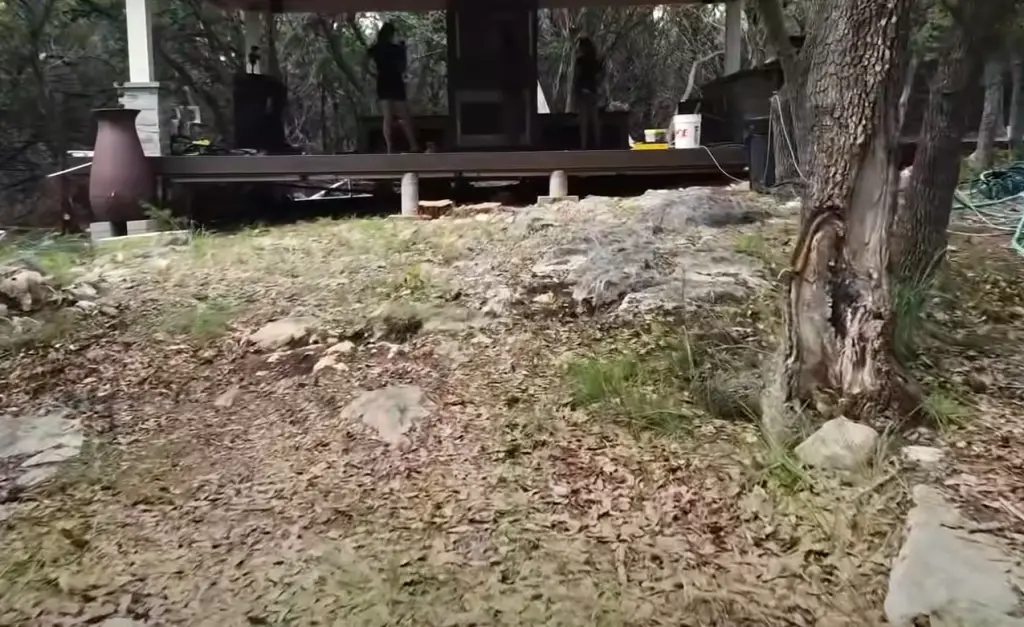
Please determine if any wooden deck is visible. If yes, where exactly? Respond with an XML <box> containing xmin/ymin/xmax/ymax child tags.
<box><xmin>152</xmin><ymin>146</ymin><xmax>748</xmax><ymax>183</ymax></box>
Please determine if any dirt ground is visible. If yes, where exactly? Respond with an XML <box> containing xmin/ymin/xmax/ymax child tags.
<box><xmin>1</xmin><ymin>189</ymin><xmax>1022</xmax><ymax>626</ymax></box>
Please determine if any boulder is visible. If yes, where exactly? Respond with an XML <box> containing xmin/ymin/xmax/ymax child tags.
<box><xmin>794</xmin><ymin>417</ymin><xmax>879</xmax><ymax>471</ymax></box>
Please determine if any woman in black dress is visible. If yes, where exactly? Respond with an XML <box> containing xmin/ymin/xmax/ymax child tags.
<box><xmin>368</xmin><ymin>22</ymin><xmax>419</xmax><ymax>153</ymax></box>
<box><xmin>573</xmin><ymin>37</ymin><xmax>602</xmax><ymax>150</ymax></box>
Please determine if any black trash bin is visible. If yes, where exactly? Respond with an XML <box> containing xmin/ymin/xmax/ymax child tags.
<box><xmin>744</xmin><ymin>116</ymin><xmax>776</xmax><ymax>192</ymax></box>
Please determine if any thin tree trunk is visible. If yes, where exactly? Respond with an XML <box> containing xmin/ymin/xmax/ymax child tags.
<box><xmin>970</xmin><ymin>58</ymin><xmax>1004</xmax><ymax>169</ymax></box>
<box><xmin>761</xmin><ymin>0</ymin><xmax>915</xmax><ymax>440</ymax></box>
<box><xmin>891</xmin><ymin>0</ymin><xmax>1015</xmax><ymax>283</ymax></box>
<box><xmin>1009</xmin><ymin>52</ymin><xmax>1023</xmax><ymax>157</ymax></box>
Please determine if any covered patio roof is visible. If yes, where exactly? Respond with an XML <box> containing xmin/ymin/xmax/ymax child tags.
<box><xmin>211</xmin><ymin>0</ymin><xmax>715</xmax><ymax>13</ymax></box>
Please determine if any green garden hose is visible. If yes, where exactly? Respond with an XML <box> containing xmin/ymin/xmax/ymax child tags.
<box><xmin>952</xmin><ymin>161</ymin><xmax>1024</xmax><ymax>256</ymax></box>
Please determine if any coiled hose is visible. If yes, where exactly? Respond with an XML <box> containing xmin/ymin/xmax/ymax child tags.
<box><xmin>953</xmin><ymin>161</ymin><xmax>1024</xmax><ymax>256</ymax></box>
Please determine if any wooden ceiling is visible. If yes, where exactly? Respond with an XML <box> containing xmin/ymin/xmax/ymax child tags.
<box><xmin>210</xmin><ymin>0</ymin><xmax>715</xmax><ymax>13</ymax></box>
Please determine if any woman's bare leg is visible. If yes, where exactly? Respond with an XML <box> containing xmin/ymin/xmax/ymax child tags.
<box><xmin>382</xmin><ymin>100</ymin><xmax>396</xmax><ymax>154</ymax></box>
<box><xmin>396</xmin><ymin>101</ymin><xmax>419</xmax><ymax>152</ymax></box>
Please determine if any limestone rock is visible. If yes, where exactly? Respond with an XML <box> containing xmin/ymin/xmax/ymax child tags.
<box><xmin>16</xmin><ymin>466</ymin><xmax>58</xmax><ymax>487</ymax></box>
<box><xmin>636</xmin><ymin>187</ymin><xmax>765</xmax><ymax>231</ymax></box>
<box><xmin>68</xmin><ymin>283</ymin><xmax>98</xmax><ymax>301</ymax></box>
<box><xmin>794</xmin><ymin>417</ymin><xmax>879</xmax><ymax>471</ymax></box>
<box><xmin>902</xmin><ymin>445</ymin><xmax>944</xmax><ymax>468</ymax></box>
<box><xmin>341</xmin><ymin>385</ymin><xmax>433</xmax><ymax>448</ymax></box>
<box><xmin>885</xmin><ymin>485</ymin><xmax>1024</xmax><ymax>627</ymax></box>
<box><xmin>99</xmin><ymin>619</ymin><xmax>147</xmax><ymax>627</ymax></box>
<box><xmin>326</xmin><ymin>340</ymin><xmax>355</xmax><ymax>355</ymax></box>
<box><xmin>0</xmin><ymin>270</ymin><xmax>47</xmax><ymax>312</ymax></box>
<box><xmin>247</xmin><ymin>317</ymin><xmax>319</xmax><ymax>350</ymax></box>
<box><xmin>0</xmin><ymin>407</ymin><xmax>82</xmax><ymax>460</ymax></box>
<box><xmin>214</xmin><ymin>385</ymin><xmax>241</xmax><ymax>408</ymax></box>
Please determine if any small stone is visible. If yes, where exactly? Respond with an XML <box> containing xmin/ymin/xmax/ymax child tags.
<box><xmin>902</xmin><ymin>445</ymin><xmax>944</xmax><ymax>468</ymax></box>
<box><xmin>0</xmin><ymin>303</ymin><xmax>7</xmax><ymax>317</ymax></box>
<box><xmin>326</xmin><ymin>340</ymin><xmax>355</xmax><ymax>355</ymax></box>
<box><xmin>214</xmin><ymin>385</ymin><xmax>241</xmax><ymax>408</ymax></box>
<box><xmin>74</xmin><ymin>300</ymin><xmax>99</xmax><ymax>313</ymax></box>
<box><xmin>313</xmin><ymin>354</ymin><xmax>348</xmax><ymax>374</ymax></box>
<box><xmin>68</xmin><ymin>283</ymin><xmax>98</xmax><ymax>301</ymax></box>
<box><xmin>247</xmin><ymin>317</ymin><xmax>319</xmax><ymax>350</ymax></box>
<box><xmin>794</xmin><ymin>417</ymin><xmax>879</xmax><ymax>471</ymax></box>
<box><xmin>532</xmin><ymin>292</ymin><xmax>555</xmax><ymax>304</ymax></box>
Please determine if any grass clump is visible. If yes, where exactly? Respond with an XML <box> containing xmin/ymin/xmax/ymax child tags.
<box><xmin>892</xmin><ymin>278</ymin><xmax>933</xmax><ymax>362</ymax></box>
<box><xmin>566</xmin><ymin>326</ymin><xmax>762</xmax><ymax>433</ymax></box>
<box><xmin>919</xmin><ymin>389</ymin><xmax>971</xmax><ymax>431</ymax></box>
<box><xmin>159</xmin><ymin>299</ymin><xmax>236</xmax><ymax>340</ymax></box>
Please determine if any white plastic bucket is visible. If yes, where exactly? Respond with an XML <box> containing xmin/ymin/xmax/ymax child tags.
<box><xmin>672</xmin><ymin>114</ymin><xmax>701</xmax><ymax>149</ymax></box>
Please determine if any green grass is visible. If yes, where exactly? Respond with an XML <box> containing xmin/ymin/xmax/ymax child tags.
<box><xmin>892</xmin><ymin>278</ymin><xmax>934</xmax><ymax>362</ymax></box>
<box><xmin>0</xmin><ymin>308</ymin><xmax>79</xmax><ymax>353</ymax></box>
<box><xmin>919</xmin><ymin>389</ymin><xmax>972</xmax><ymax>431</ymax></box>
<box><xmin>158</xmin><ymin>299</ymin><xmax>236</xmax><ymax>340</ymax></box>
<box><xmin>565</xmin><ymin>327</ymin><xmax>762</xmax><ymax>433</ymax></box>
<box><xmin>0</xmin><ymin>237</ymin><xmax>89</xmax><ymax>287</ymax></box>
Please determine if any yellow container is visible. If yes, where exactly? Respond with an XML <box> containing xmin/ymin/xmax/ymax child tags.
<box><xmin>632</xmin><ymin>142</ymin><xmax>670</xmax><ymax>150</ymax></box>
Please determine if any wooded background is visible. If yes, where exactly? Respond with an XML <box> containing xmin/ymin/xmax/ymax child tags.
<box><xmin>0</xmin><ymin>0</ymin><xmax>1014</xmax><ymax>227</ymax></box>
<box><xmin>0</xmin><ymin>1</ymin><xmax>810</xmax><ymax>225</ymax></box>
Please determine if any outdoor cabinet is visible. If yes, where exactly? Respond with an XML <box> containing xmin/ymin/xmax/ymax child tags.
<box><xmin>446</xmin><ymin>0</ymin><xmax>539</xmax><ymax>150</ymax></box>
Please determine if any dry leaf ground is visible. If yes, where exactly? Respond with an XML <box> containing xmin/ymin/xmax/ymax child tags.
<box><xmin>1</xmin><ymin>195</ymin><xmax>1021</xmax><ymax>626</ymax></box>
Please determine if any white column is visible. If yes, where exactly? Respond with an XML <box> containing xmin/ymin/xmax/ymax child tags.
<box><xmin>243</xmin><ymin>11</ymin><xmax>262</xmax><ymax>73</ymax></box>
<box><xmin>125</xmin><ymin>0</ymin><xmax>155</xmax><ymax>83</ymax></box>
<box><xmin>724</xmin><ymin>0</ymin><xmax>742</xmax><ymax>75</ymax></box>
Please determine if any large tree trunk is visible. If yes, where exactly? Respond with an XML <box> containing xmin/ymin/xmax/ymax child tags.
<box><xmin>970</xmin><ymin>58</ymin><xmax>1005</xmax><ymax>170</ymax></box>
<box><xmin>761</xmin><ymin>0</ymin><xmax>915</xmax><ymax>440</ymax></box>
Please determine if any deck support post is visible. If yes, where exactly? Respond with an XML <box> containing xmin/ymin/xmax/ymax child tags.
<box><xmin>537</xmin><ymin>170</ymin><xmax>577</xmax><ymax>204</ymax></box>
<box><xmin>549</xmin><ymin>170</ymin><xmax>568</xmax><ymax>197</ymax></box>
<box><xmin>724</xmin><ymin>0</ymin><xmax>742</xmax><ymax>75</ymax></box>
<box><xmin>120</xmin><ymin>0</ymin><xmax>170</xmax><ymax>156</ymax></box>
<box><xmin>401</xmin><ymin>173</ymin><xmax>419</xmax><ymax>216</ymax></box>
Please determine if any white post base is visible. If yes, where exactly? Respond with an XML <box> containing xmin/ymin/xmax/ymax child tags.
<box><xmin>117</xmin><ymin>82</ymin><xmax>173</xmax><ymax>156</ymax></box>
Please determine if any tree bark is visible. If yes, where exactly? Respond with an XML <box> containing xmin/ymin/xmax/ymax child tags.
<box><xmin>891</xmin><ymin>0</ymin><xmax>1018</xmax><ymax>283</ymax></box>
<box><xmin>970</xmin><ymin>57</ymin><xmax>1004</xmax><ymax>170</ymax></box>
<box><xmin>1009</xmin><ymin>52</ymin><xmax>1023</xmax><ymax>157</ymax></box>
<box><xmin>761</xmin><ymin>0</ymin><xmax>915</xmax><ymax>440</ymax></box>
<box><xmin>890</xmin><ymin>29</ymin><xmax>980</xmax><ymax>282</ymax></box>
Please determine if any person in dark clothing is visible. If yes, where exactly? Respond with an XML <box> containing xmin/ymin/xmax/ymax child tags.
<box><xmin>573</xmin><ymin>36</ymin><xmax>602</xmax><ymax>150</ymax></box>
<box><xmin>368</xmin><ymin>22</ymin><xmax>418</xmax><ymax>153</ymax></box>
<box><xmin>499</xmin><ymin>25</ymin><xmax>523</xmax><ymax>147</ymax></box>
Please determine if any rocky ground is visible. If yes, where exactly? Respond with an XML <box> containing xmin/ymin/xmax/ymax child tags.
<box><xmin>0</xmin><ymin>186</ymin><xmax>1022</xmax><ymax>626</ymax></box>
